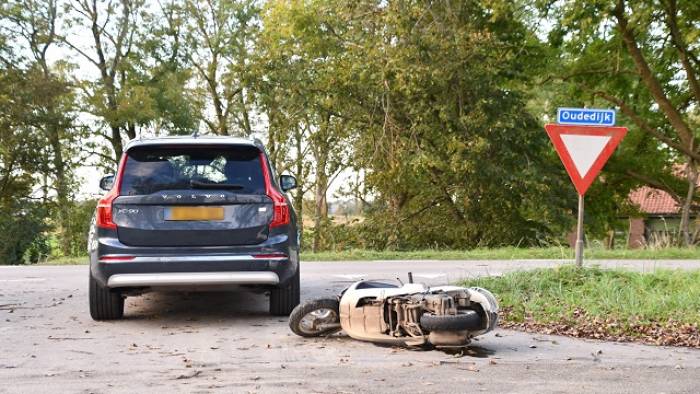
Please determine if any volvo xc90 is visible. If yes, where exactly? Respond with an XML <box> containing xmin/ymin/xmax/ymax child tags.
<box><xmin>88</xmin><ymin>136</ymin><xmax>300</xmax><ymax>319</ymax></box>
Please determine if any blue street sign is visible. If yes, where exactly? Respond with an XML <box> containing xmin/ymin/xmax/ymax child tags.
<box><xmin>557</xmin><ymin>108</ymin><xmax>616</xmax><ymax>126</ymax></box>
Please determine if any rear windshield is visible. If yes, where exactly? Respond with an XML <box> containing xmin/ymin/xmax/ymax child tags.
<box><xmin>120</xmin><ymin>145</ymin><xmax>266</xmax><ymax>195</ymax></box>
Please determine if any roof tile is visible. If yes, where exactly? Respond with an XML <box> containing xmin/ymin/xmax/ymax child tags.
<box><xmin>628</xmin><ymin>186</ymin><xmax>679</xmax><ymax>215</ymax></box>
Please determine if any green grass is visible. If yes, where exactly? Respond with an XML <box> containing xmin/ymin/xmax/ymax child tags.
<box><xmin>38</xmin><ymin>256</ymin><xmax>88</xmax><ymax>265</ymax></box>
<box><xmin>462</xmin><ymin>266</ymin><xmax>700</xmax><ymax>345</ymax></box>
<box><xmin>35</xmin><ymin>246</ymin><xmax>700</xmax><ymax>265</ymax></box>
<box><xmin>299</xmin><ymin>246</ymin><xmax>700</xmax><ymax>261</ymax></box>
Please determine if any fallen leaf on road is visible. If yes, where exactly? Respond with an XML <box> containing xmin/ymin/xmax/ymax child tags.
<box><xmin>175</xmin><ymin>370</ymin><xmax>202</xmax><ymax>380</ymax></box>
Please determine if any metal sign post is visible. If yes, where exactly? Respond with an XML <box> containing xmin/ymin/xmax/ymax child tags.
<box><xmin>575</xmin><ymin>194</ymin><xmax>584</xmax><ymax>267</ymax></box>
<box><xmin>545</xmin><ymin>109</ymin><xmax>627</xmax><ymax>268</ymax></box>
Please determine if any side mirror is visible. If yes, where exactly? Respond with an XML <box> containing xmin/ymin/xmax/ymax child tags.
<box><xmin>279</xmin><ymin>175</ymin><xmax>297</xmax><ymax>192</ymax></box>
<box><xmin>99</xmin><ymin>174</ymin><xmax>115</xmax><ymax>191</ymax></box>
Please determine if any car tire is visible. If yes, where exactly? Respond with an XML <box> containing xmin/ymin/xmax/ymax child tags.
<box><xmin>270</xmin><ymin>268</ymin><xmax>300</xmax><ymax>316</ymax></box>
<box><xmin>420</xmin><ymin>310</ymin><xmax>482</xmax><ymax>331</ymax></box>
<box><xmin>89</xmin><ymin>273</ymin><xmax>124</xmax><ymax>320</ymax></box>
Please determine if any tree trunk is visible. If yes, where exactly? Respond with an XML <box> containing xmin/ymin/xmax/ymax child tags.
<box><xmin>312</xmin><ymin>164</ymin><xmax>328</xmax><ymax>253</ymax></box>
<box><xmin>126</xmin><ymin>122</ymin><xmax>136</xmax><ymax>140</ymax></box>
<box><xmin>111</xmin><ymin>125</ymin><xmax>124</xmax><ymax>160</ymax></box>
<box><xmin>266</xmin><ymin>126</ymin><xmax>277</xmax><ymax>170</ymax></box>
<box><xmin>293</xmin><ymin>128</ymin><xmax>304</xmax><ymax>242</ymax></box>
<box><xmin>386</xmin><ymin>195</ymin><xmax>402</xmax><ymax>251</ymax></box>
<box><xmin>679</xmin><ymin>160</ymin><xmax>697</xmax><ymax>246</ymax></box>
<box><xmin>311</xmin><ymin>113</ymin><xmax>332</xmax><ymax>253</ymax></box>
<box><xmin>48</xmin><ymin>123</ymin><xmax>71</xmax><ymax>255</ymax></box>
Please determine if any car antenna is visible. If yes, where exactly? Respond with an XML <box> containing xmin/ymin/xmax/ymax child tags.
<box><xmin>407</xmin><ymin>272</ymin><xmax>414</xmax><ymax>284</ymax></box>
<box><xmin>192</xmin><ymin>129</ymin><xmax>199</xmax><ymax>138</ymax></box>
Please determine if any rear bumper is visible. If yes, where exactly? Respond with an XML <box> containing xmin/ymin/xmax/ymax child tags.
<box><xmin>91</xmin><ymin>255</ymin><xmax>299</xmax><ymax>288</ymax></box>
<box><xmin>107</xmin><ymin>271</ymin><xmax>279</xmax><ymax>288</ymax></box>
<box><xmin>92</xmin><ymin>254</ymin><xmax>295</xmax><ymax>289</ymax></box>
<box><xmin>90</xmin><ymin>233</ymin><xmax>299</xmax><ymax>289</ymax></box>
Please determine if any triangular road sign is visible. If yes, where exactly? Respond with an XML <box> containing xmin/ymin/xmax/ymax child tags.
<box><xmin>545</xmin><ymin>124</ymin><xmax>628</xmax><ymax>195</ymax></box>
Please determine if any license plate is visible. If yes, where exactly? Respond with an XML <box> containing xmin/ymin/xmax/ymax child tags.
<box><xmin>165</xmin><ymin>206</ymin><xmax>224</xmax><ymax>221</ymax></box>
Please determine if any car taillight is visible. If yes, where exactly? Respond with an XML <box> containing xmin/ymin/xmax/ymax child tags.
<box><xmin>259</xmin><ymin>152</ymin><xmax>290</xmax><ymax>228</ymax></box>
<box><xmin>99</xmin><ymin>255</ymin><xmax>135</xmax><ymax>261</ymax></box>
<box><xmin>96</xmin><ymin>154</ymin><xmax>128</xmax><ymax>230</ymax></box>
<box><xmin>253</xmin><ymin>253</ymin><xmax>288</xmax><ymax>259</ymax></box>
<box><xmin>95</xmin><ymin>191</ymin><xmax>118</xmax><ymax>230</ymax></box>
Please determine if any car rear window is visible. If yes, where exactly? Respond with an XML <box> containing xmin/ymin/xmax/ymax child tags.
<box><xmin>120</xmin><ymin>145</ymin><xmax>266</xmax><ymax>196</ymax></box>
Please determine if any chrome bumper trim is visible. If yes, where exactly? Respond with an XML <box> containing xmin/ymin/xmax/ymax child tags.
<box><xmin>107</xmin><ymin>271</ymin><xmax>280</xmax><ymax>287</ymax></box>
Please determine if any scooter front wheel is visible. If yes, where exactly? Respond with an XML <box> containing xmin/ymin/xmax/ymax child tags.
<box><xmin>289</xmin><ymin>298</ymin><xmax>341</xmax><ymax>337</ymax></box>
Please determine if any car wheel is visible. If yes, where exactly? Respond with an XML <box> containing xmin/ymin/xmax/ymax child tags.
<box><xmin>420</xmin><ymin>310</ymin><xmax>482</xmax><ymax>331</ymax></box>
<box><xmin>270</xmin><ymin>268</ymin><xmax>300</xmax><ymax>316</ymax></box>
<box><xmin>89</xmin><ymin>273</ymin><xmax>124</xmax><ymax>320</ymax></box>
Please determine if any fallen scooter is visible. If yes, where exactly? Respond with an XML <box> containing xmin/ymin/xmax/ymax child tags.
<box><xmin>289</xmin><ymin>273</ymin><xmax>498</xmax><ymax>348</ymax></box>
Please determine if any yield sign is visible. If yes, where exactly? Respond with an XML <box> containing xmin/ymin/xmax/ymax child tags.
<box><xmin>544</xmin><ymin>124</ymin><xmax>628</xmax><ymax>195</ymax></box>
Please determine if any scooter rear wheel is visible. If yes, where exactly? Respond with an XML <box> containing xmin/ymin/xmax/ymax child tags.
<box><xmin>289</xmin><ymin>298</ymin><xmax>341</xmax><ymax>337</ymax></box>
<box><xmin>420</xmin><ymin>310</ymin><xmax>482</xmax><ymax>331</ymax></box>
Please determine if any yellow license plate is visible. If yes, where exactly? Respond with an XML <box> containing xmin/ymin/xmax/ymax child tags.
<box><xmin>165</xmin><ymin>206</ymin><xmax>225</xmax><ymax>221</ymax></box>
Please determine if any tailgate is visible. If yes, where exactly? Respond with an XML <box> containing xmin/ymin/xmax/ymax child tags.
<box><xmin>113</xmin><ymin>192</ymin><xmax>273</xmax><ymax>247</ymax></box>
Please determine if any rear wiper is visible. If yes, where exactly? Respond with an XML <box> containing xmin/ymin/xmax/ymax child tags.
<box><xmin>189</xmin><ymin>180</ymin><xmax>244</xmax><ymax>190</ymax></box>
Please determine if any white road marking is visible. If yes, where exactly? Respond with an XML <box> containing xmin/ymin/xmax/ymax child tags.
<box><xmin>412</xmin><ymin>273</ymin><xmax>447</xmax><ymax>279</ymax></box>
<box><xmin>0</xmin><ymin>278</ymin><xmax>46</xmax><ymax>283</ymax></box>
<box><xmin>333</xmin><ymin>274</ymin><xmax>366</xmax><ymax>280</ymax></box>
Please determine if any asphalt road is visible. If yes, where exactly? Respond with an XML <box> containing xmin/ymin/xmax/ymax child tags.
<box><xmin>1</xmin><ymin>260</ymin><xmax>699</xmax><ymax>393</ymax></box>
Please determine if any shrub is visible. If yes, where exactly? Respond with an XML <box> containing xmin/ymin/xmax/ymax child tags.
<box><xmin>0</xmin><ymin>201</ymin><xmax>49</xmax><ymax>264</ymax></box>
<box><xmin>60</xmin><ymin>199</ymin><xmax>97</xmax><ymax>256</ymax></box>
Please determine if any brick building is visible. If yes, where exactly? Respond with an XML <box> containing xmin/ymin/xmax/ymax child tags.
<box><xmin>627</xmin><ymin>186</ymin><xmax>695</xmax><ymax>248</ymax></box>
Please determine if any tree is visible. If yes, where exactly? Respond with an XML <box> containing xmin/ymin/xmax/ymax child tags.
<box><xmin>0</xmin><ymin>61</ymin><xmax>52</xmax><ymax>263</ymax></box>
<box><xmin>0</xmin><ymin>0</ymin><xmax>82</xmax><ymax>255</ymax></box>
<box><xmin>543</xmin><ymin>0</ymin><xmax>700</xmax><ymax>245</ymax></box>
<box><xmin>62</xmin><ymin>0</ymin><xmax>148</xmax><ymax>161</ymax></box>
<box><xmin>327</xmin><ymin>0</ymin><xmax>572</xmax><ymax>249</ymax></box>
<box><xmin>135</xmin><ymin>0</ymin><xmax>201</xmax><ymax>135</ymax></box>
<box><xmin>182</xmin><ymin>0</ymin><xmax>259</xmax><ymax>136</ymax></box>
<box><xmin>260</xmin><ymin>0</ymin><xmax>355</xmax><ymax>251</ymax></box>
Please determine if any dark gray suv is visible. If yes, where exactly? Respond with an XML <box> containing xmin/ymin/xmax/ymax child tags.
<box><xmin>88</xmin><ymin>136</ymin><xmax>300</xmax><ymax>320</ymax></box>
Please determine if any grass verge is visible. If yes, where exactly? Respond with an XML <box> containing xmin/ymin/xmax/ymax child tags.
<box><xmin>35</xmin><ymin>246</ymin><xmax>700</xmax><ymax>265</ymax></box>
<box><xmin>300</xmin><ymin>246</ymin><xmax>700</xmax><ymax>261</ymax></box>
<box><xmin>38</xmin><ymin>256</ymin><xmax>88</xmax><ymax>265</ymax></box>
<box><xmin>462</xmin><ymin>266</ymin><xmax>700</xmax><ymax>347</ymax></box>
